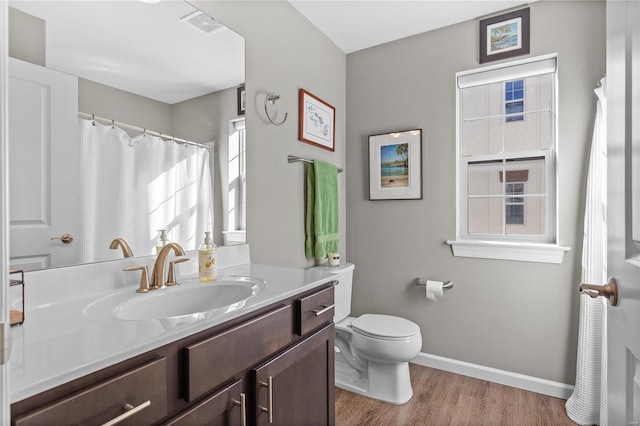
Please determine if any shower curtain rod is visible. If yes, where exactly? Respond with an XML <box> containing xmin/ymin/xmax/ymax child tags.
<box><xmin>78</xmin><ymin>112</ymin><xmax>215</xmax><ymax>150</ymax></box>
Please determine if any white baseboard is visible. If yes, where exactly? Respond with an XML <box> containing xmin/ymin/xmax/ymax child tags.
<box><xmin>411</xmin><ymin>352</ymin><xmax>574</xmax><ymax>399</ymax></box>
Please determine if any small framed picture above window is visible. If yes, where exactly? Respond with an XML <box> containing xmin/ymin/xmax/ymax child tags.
<box><xmin>479</xmin><ymin>8</ymin><xmax>530</xmax><ymax>64</ymax></box>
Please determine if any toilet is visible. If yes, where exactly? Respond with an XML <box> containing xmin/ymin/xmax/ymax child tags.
<box><xmin>310</xmin><ymin>263</ymin><xmax>422</xmax><ymax>405</ymax></box>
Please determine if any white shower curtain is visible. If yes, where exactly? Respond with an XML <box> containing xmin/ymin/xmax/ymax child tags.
<box><xmin>566</xmin><ymin>77</ymin><xmax>608</xmax><ymax>425</ymax></box>
<box><xmin>79</xmin><ymin>119</ymin><xmax>213</xmax><ymax>263</ymax></box>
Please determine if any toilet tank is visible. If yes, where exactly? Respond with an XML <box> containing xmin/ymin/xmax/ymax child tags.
<box><xmin>309</xmin><ymin>263</ymin><xmax>354</xmax><ymax>322</ymax></box>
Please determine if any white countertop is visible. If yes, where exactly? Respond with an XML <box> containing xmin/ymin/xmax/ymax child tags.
<box><xmin>9</xmin><ymin>256</ymin><xmax>335</xmax><ymax>403</ymax></box>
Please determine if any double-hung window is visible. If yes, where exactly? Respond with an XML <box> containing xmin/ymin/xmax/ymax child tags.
<box><xmin>449</xmin><ymin>55</ymin><xmax>568</xmax><ymax>263</ymax></box>
<box><xmin>228</xmin><ymin>118</ymin><xmax>246</xmax><ymax>232</ymax></box>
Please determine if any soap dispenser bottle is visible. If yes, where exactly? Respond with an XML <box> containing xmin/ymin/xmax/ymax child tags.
<box><xmin>199</xmin><ymin>231</ymin><xmax>217</xmax><ymax>282</ymax></box>
<box><xmin>156</xmin><ymin>229</ymin><xmax>168</xmax><ymax>254</ymax></box>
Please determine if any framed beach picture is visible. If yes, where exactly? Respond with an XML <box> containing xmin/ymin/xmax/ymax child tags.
<box><xmin>479</xmin><ymin>8</ymin><xmax>530</xmax><ymax>64</ymax></box>
<box><xmin>369</xmin><ymin>129</ymin><xmax>422</xmax><ymax>200</ymax></box>
<box><xmin>299</xmin><ymin>88</ymin><xmax>336</xmax><ymax>151</ymax></box>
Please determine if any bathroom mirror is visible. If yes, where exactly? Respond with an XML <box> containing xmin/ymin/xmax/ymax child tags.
<box><xmin>8</xmin><ymin>1</ymin><xmax>246</xmax><ymax>272</ymax></box>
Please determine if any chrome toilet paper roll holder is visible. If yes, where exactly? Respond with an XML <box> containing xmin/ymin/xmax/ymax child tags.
<box><xmin>415</xmin><ymin>278</ymin><xmax>453</xmax><ymax>290</ymax></box>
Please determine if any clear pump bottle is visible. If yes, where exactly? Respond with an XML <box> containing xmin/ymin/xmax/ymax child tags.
<box><xmin>156</xmin><ymin>229</ymin><xmax>168</xmax><ymax>254</ymax></box>
<box><xmin>199</xmin><ymin>231</ymin><xmax>217</xmax><ymax>282</ymax></box>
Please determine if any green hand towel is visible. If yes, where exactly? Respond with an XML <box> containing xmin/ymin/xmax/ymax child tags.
<box><xmin>305</xmin><ymin>160</ymin><xmax>339</xmax><ymax>259</ymax></box>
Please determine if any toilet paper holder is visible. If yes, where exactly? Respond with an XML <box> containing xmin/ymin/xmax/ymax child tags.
<box><xmin>415</xmin><ymin>278</ymin><xmax>453</xmax><ymax>290</ymax></box>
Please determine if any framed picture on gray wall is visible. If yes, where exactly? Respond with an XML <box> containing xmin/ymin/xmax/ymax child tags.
<box><xmin>368</xmin><ymin>129</ymin><xmax>422</xmax><ymax>200</ymax></box>
<box><xmin>479</xmin><ymin>8</ymin><xmax>530</xmax><ymax>64</ymax></box>
<box><xmin>237</xmin><ymin>85</ymin><xmax>245</xmax><ymax>116</ymax></box>
<box><xmin>298</xmin><ymin>89</ymin><xmax>336</xmax><ymax>151</ymax></box>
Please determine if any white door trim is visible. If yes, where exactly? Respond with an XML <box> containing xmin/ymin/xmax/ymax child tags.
<box><xmin>0</xmin><ymin>0</ymin><xmax>12</xmax><ymax>423</ymax></box>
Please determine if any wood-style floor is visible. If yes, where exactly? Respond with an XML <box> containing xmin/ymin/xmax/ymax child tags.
<box><xmin>335</xmin><ymin>364</ymin><xmax>577</xmax><ymax>426</ymax></box>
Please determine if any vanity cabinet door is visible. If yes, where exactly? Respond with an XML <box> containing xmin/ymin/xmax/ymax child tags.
<box><xmin>163</xmin><ymin>379</ymin><xmax>246</xmax><ymax>426</ymax></box>
<box><xmin>253</xmin><ymin>324</ymin><xmax>335</xmax><ymax>426</ymax></box>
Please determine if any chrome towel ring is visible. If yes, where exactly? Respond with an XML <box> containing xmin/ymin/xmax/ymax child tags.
<box><xmin>264</xmin><ymin>92</ymin><xmax>288</xmax><ymax>126</ymax></box>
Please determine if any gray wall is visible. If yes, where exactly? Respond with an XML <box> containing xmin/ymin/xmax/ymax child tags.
<box><xmin>78</xmin><ymin>79</ymin><xmax>173</xmax><ymax>135</ymax></box>
<box><xmin>8</xmin><ymin>7</ymin><xmax>44</xmax><ymax>66</ymax></box>
<box><xmin>346</xmin><ymin>1</ymin><xmax>605</xmax><ymax>384</ymax></box>
<box><xmin>192</xmin><ymin>1</ymin><xmax>347</xmax><ymax>268</ymax></box>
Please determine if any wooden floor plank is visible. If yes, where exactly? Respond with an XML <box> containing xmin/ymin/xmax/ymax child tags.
<box><xmin>335</xmin><ymin>363</ymin><xmax>577</xmax><ymax>425</ymax></box>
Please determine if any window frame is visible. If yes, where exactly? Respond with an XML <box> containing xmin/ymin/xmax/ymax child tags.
<box><xmin>448</xmin><ymin>54</ymin><xmax>569</xmax><ymax>264</ymax></box>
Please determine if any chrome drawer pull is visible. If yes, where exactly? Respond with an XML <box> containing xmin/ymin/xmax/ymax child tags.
<box><xmin>232</xmin><ymin>393</ymin><xmax>247</xmax><ymax>426</ymax></box>
<box><xmin>259</xmin><ymin>376</ymin><xmax>274</xmax><ymax>423</ymax></box>
<box><xmin>100</xmin><ymin>400</ymin><xmax>151</xmax><ymax>426</ymax></box>
<box><xmin>312</xmin><ymin>304</ymin><xmax>335</xmax><ymax>316</ymax></box>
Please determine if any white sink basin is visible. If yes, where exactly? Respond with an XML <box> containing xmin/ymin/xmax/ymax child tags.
<box><xmin>84</xmin><ymin>276</ymin><xmax>265</xmax><ymax>321</ymax></box>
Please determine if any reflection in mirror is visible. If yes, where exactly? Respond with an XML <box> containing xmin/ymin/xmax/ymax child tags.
<box><xmin>8</xmin><ymin>1</ymin><xmax>246</xmax><ymax>272</ymax></box>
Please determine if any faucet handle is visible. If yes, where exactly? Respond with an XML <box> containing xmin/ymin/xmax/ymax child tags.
<box><xmin>124</xmin><ymin>265</ymin><xmax>150</xmax><ymax>293</ymax></box>
<box><xmin>166</xmin><ymin>257</ymin><xmax>190</xmax><ymax>286</ymax></box>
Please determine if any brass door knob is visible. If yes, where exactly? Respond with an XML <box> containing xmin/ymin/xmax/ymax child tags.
<box><xmin>50</xmin><ymin>233</ymin><xmax>74</xmax><ymax>244</ymax></box>
<box><xmin>579</xmin><ymin>277</ymin><xmax>618</xmax><ymax>306</ymax></box>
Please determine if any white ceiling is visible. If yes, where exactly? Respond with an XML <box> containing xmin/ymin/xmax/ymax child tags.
<box><xmin>289</xmin><ymin>0</ymin><xmax>532</xmax><ymax>54</ymax></box>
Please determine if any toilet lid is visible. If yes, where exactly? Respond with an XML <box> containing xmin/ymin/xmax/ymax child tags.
<box><xmin>351</xmin><ymin>314</ymin><xmax>420</xmax><ymax>339</ymax></box>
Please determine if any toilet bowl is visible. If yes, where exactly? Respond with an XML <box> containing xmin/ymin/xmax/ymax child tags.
<box><xmin>309</xmin><ymin>263</ymin><xmax>422</xmax><ymax>405</ymax></box>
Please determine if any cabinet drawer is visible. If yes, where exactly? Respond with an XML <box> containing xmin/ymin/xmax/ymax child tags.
<box><xmin>164</xmin><ymin>379</ymin><xmax>244</xmax><ymax>426</ymax></box>
<box><xmin>184</xmin><ymin>304</ymin><xmax>293</xmax><ymax>402</ymax></box>
<box><xmin>295</xmin><ymin>285</ymin><xmax>335</xmax><ymax>336</ymax></box>
<box><xmin>14</xmin><ymin>357</ymin><xmax>167</xmax><ymax>426</ymax></box>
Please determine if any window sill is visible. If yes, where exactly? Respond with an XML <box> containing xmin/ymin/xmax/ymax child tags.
<box><xmin>446</xmin><ymin>240</ymin><xmax>570</xmax><ymax>264</ymax></box>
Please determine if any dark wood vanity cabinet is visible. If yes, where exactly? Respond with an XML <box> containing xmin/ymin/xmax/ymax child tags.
<box><xmin>11</xmin><ymin>283</ymin><xmax>335</xmax><ymax>426</ymax></box>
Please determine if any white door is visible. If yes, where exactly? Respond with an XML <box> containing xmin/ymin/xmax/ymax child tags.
<box><xmin>606</xmin><ymin>1</ymin><xmax>640</xmax><ymax>424</ymax></box>
<box><xmin>8</xmin><ymin>58</ymin><xmax>79</xmax><ymax>271</ymax></box>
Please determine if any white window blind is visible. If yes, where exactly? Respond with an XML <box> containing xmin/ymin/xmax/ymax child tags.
<box><xmin>457</xmin><ymin>57</ymin><xmax>556</xmax><ymax>89</ymax></box>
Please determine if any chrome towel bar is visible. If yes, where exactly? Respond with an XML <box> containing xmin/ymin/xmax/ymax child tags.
<box><xmin>288</xmin><ymin>155</ymin><xmax>343</xmax><ymax>173</ymax></box>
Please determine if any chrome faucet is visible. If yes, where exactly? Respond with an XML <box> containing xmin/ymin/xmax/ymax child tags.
<box><xmin>109</xmin><ymin>238</ymin><xmax>134</xmax><ymax>258</ymax></box>
<box><xmin>150</xmin><ymin>242</ymin><xmax>185</xmax><ymax>289</ymax></box>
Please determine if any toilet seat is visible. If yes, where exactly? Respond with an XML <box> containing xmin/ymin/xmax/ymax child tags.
<box><xmin>351</xmin><ymin>314</ymin><xmax>420</xmax><ymax>341</ymax></box>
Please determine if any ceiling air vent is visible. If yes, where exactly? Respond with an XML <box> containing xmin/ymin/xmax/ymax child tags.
<box><xmin>181</xmin><ymin>10</ymin><xmax>225</xmax><ymax>35</ymax></box>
